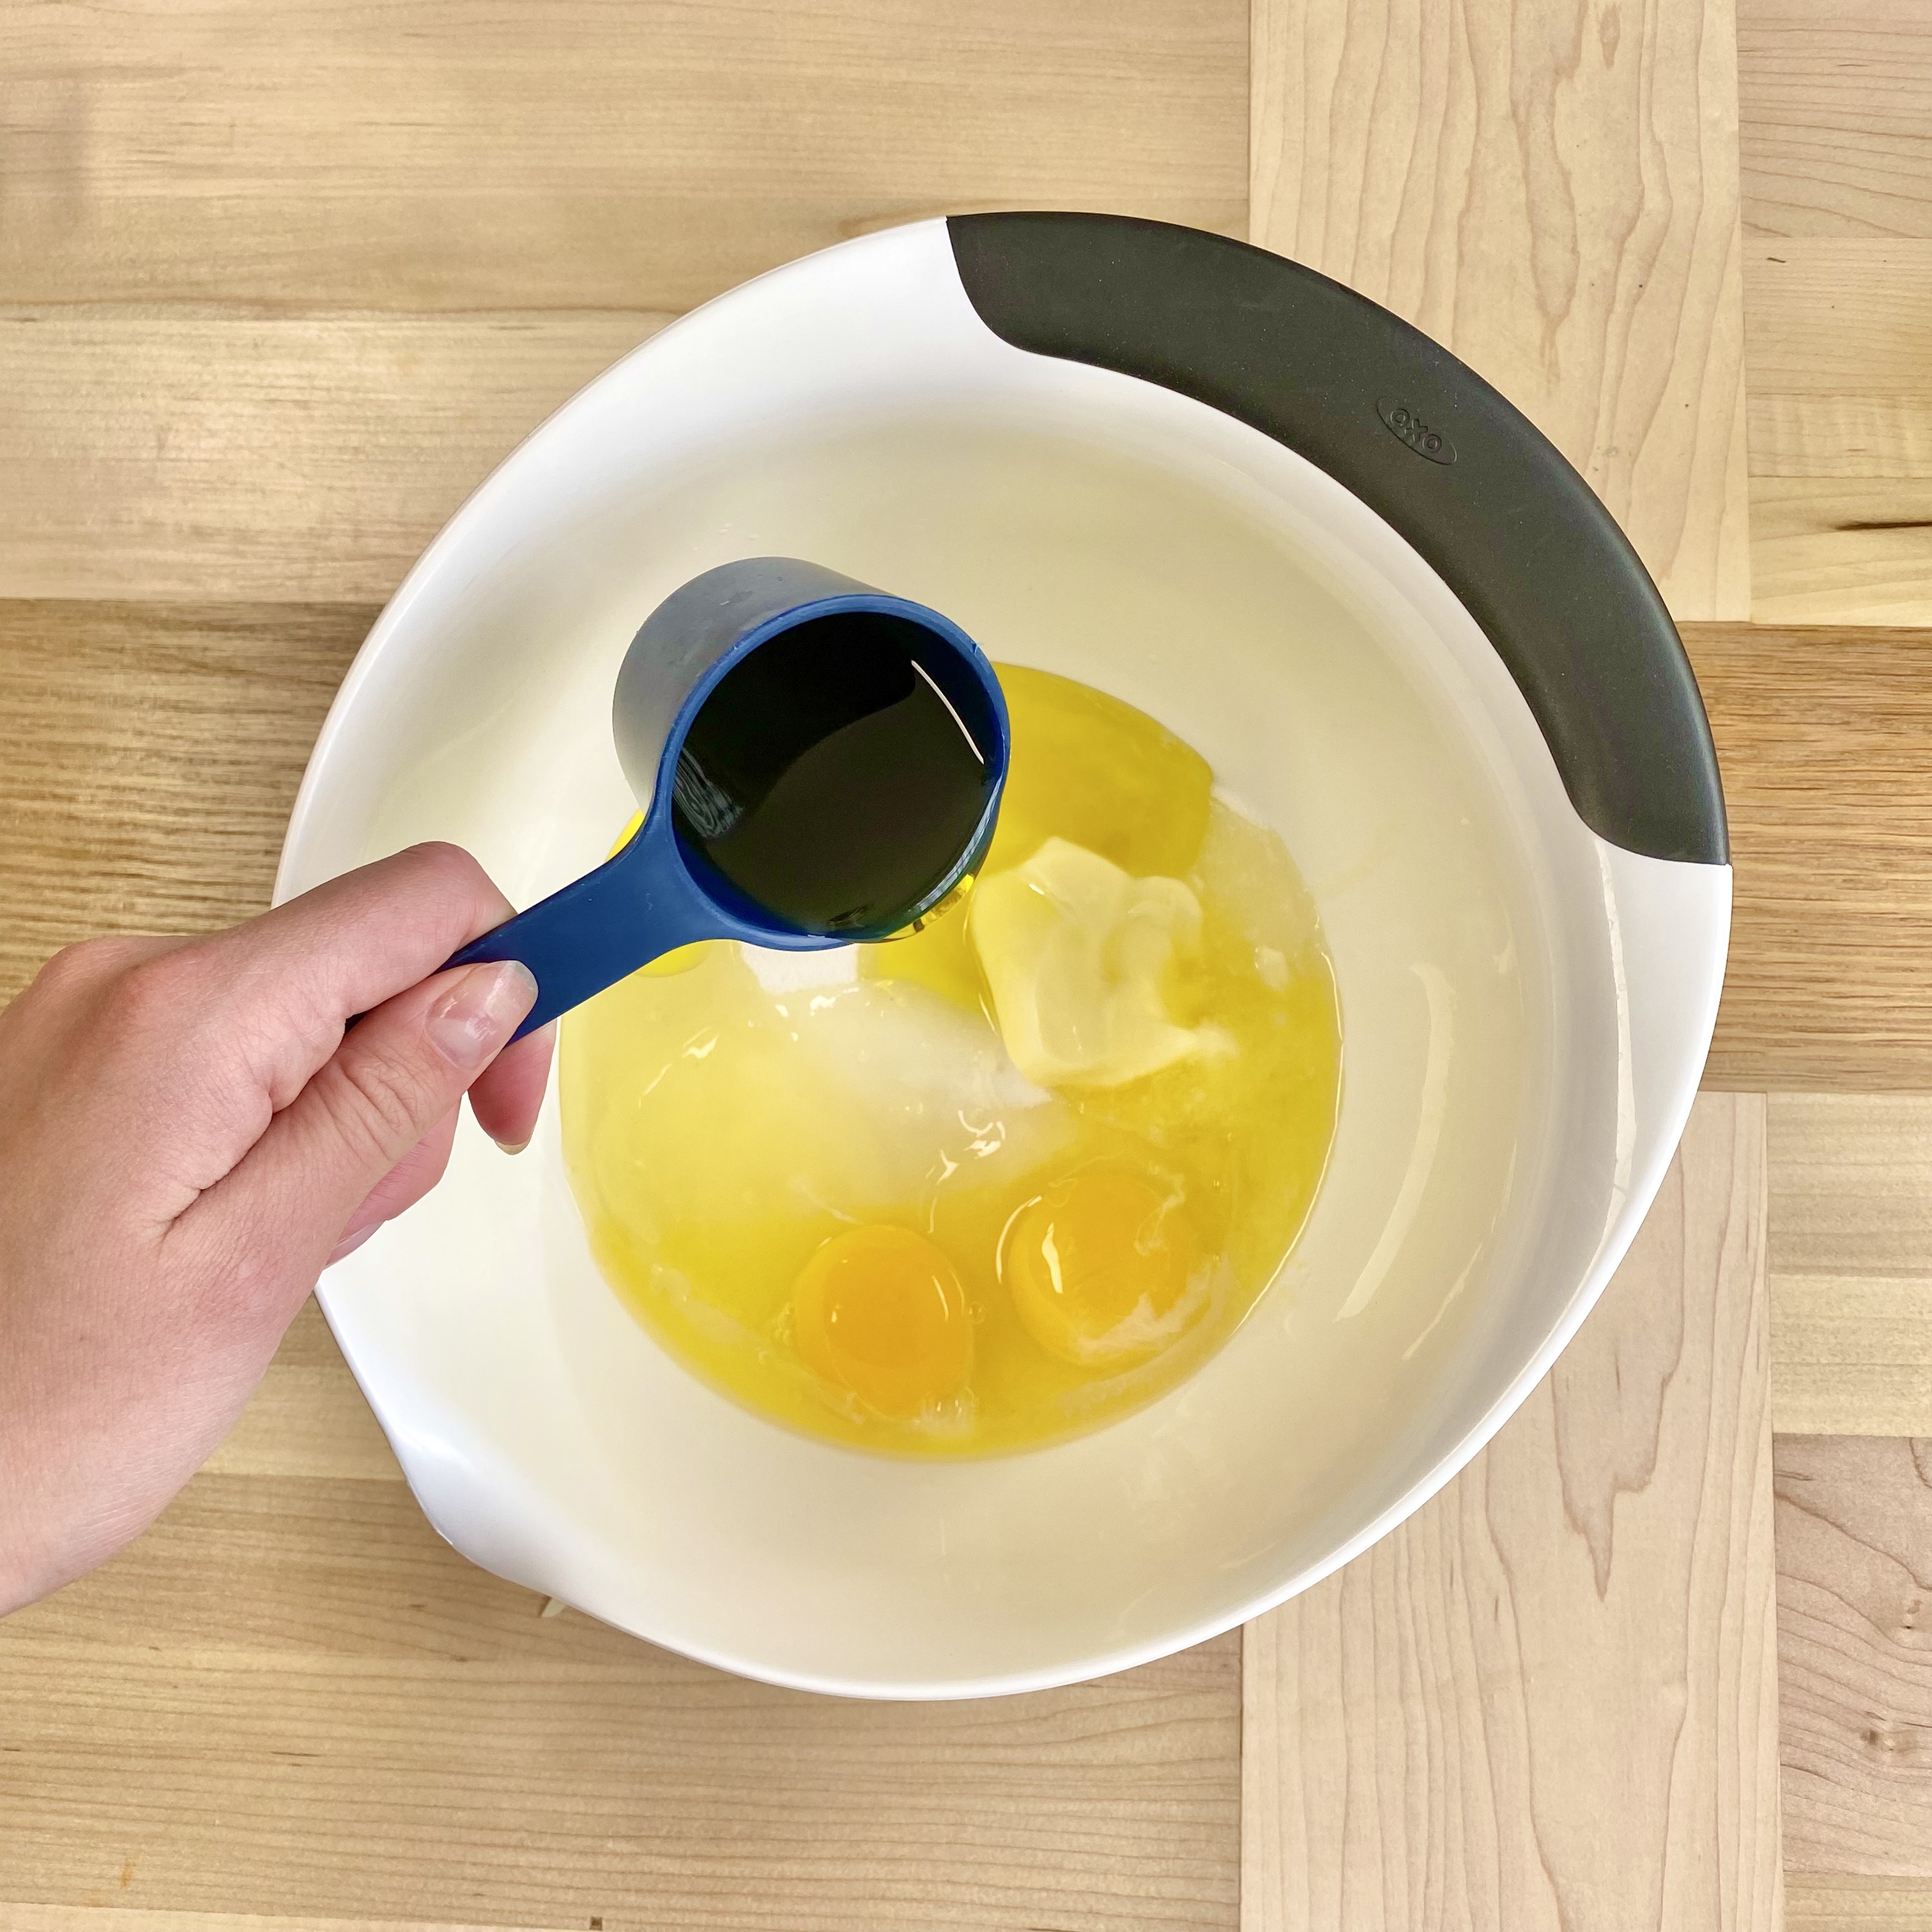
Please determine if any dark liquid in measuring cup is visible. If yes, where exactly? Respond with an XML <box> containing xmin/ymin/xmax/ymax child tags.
<box><xmin>671</xmin><ymin>612</ymin><xmax>993</xmax><ymax>933</ymax></box>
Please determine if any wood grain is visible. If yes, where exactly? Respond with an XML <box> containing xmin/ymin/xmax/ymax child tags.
<box><xmin>203</xmin><ymin>1302</ymin><xmax>398</xmax><ymax>1480</ymax></box>
<box><xmin>1772</xmin><ymin>1275</ymin><xmax>1932</xmax><ymax>1438</ymax></box>
<box><xmin>0</xmin><ymin>310</ymin><xmax>670</xmax><ymax>601</ymax></box>
<box><xmin>1744</xmin><ymin>243</ymin><xmax>1932</xmax><ymax>474</ymax></box>
<box><xmin>1776</xmin><ymin>1436</ymin><xmax>1932</xmax><ymax>1878</ymax></box>
<box><xmin>1786</xmin><ymin>1875</ymin><xmax>1932</xmax><ymax>1932</ymax></box>
<box><xmin>1767</xmin><ymin>1094</ymin><xmax>1932</xmax><ymax>1437</ymax></box>
<box><xmin>0</xmin><ymin>1474</ymin><xmax>1240</xmax><ymax>1930</ymax></box>
<box><xmin>1744</xmin><ymin>242</ymin><xmax>1932</xmax><ymax>625</ymax></box>
<box><xmin>1738</xmin><ymin>0</ymin><xmax>1932</xmax><ymax>240</ymax></box>
<box><xmin>1737</xmin><ymin>0</ymin><xmax>1932</xmax><ymax>631</ymax></box>
<box><xmin>1686</xmin><ymin>624</ymin><xmax>1932</xmax><ymax>1091</ymax></box>
<box><xmin>1751</xmin><ymin>477</ymin><xmax>1932</xmax><ymax>628</ymax></box>
<box><xmin>0</xmin><ymin>601</ymin><xmax>372</xmax><ymax>1004</ymax></box>
<box><xmin>1250</xmin><ymin>0</ymin><xmax>1750</xmax><ymax>621</ymax></box>
<box><xmin>1241</xmin><ymin>1093</ymin><xmax>1782</xmax><ymax>1932</ymax></box>
<box><xmin>5</xmin><ymin>1914</ymin><xmax>569</xmax><ymax>1932</ymax></box>
<box><xmin>1768</xmin><ymin>1094</ymin><xmax>1932</xmax><ymax>1281</ymax></box>
<box><xmin>204</xmin><ymin>1365</ymin><xmax>400</xmax><ymax>1482</ymax></box>
<box><xmin>0</xmin><ymin>0</ymin><xmax>1247</xmax><ymax>314</ymax></box>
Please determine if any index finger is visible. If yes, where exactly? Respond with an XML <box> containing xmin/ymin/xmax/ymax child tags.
<box><xmin>185</xmin><ymin>843</ymin><xmax>520</xmax><ymax>1108</ymax></box>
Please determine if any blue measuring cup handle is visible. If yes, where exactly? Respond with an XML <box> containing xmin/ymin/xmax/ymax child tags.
<box><xmin>443</xmin><ymin>820</ymin><xmax>721</xmax><ymax>1041</ymax></box>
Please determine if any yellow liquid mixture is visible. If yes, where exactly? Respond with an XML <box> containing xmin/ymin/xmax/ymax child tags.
<box><xmin>560</xmin><ymin>665</ymin><xmax>1342</xmax><ymax>1455</ymax></box>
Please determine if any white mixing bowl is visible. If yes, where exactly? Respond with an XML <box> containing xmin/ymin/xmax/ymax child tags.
<box><xmin>279</xmin><ymin>215</ymin><xmax>1729</xmax><ymax>1698</ymax></box>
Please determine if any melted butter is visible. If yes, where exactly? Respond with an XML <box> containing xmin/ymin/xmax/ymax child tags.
<box><xmin>970</xmin><ymin>836</ymin><xmax>1215</xmax><ymax>1088</ymax></box>
<box><xmin>560</xmin><ymin>663</ymin><xmax>1342</xmax><ymax>1456</ymax></box>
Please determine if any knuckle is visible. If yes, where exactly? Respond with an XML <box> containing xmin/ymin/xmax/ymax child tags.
<box><xmin>34</xmin><ymin>935</ymin><xmax>143</xmax><ymax>998</ymax></box>
<box><xmin>27</xmin><ymin>939</ymin><xmax>205</xmax><ymax>1055</ymax></box>
<box><xmin>399</xmin><ymin>840</ymin><xmax>510</xmax><ymax>930</ymax></box>
<box><xmin>107</xmin><ymin>946</ymin><xmax>207</xmax><ymax>1036</ymax></box>
<box><xmin>329</xmin><ymin>1041</ymin><xmax>434</xmax><ymax>1162</ymax></box>
<box><xmin>402</xmin><ymin>839</ymin><xmax>486</xmax><ymax>894</ymax></box>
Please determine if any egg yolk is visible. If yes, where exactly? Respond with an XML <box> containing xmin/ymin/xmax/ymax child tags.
<box><xmin>1000</xmin><ymin>1169</ymin><xmax>1199</xmax><ymax>1368</ymax></box>
<box><xmin>792</xmin><ymin>1225</ymin><xmax>974</xmax><ymax>1418</ymax></box>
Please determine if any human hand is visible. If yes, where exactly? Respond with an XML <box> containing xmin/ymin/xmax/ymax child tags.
<box><xmin>0</xmin><ymin>843</ymin><xmax>551</xmax><ymax>1614</ymax></box>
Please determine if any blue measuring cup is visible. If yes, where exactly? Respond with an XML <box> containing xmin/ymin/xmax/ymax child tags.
<box><xmin>447</xmin><ymin>558</ymin><xmax>1010</xmax><ymax>1039</ymax></box>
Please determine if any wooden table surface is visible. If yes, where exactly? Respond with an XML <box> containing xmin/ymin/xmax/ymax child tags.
<box><xmin>1</xmin><ymin>3</ymin><xmax>1928</xmax><ymax>1929</ymax></box>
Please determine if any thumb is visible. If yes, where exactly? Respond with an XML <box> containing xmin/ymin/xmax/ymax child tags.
<box><xmin>192</xmin><ymin>958</ymin><xmax>538</xmax><ymax>1286</ymax></box>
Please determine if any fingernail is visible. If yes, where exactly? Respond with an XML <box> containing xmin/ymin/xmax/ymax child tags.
<box><xmin>427</xmin><ymin>960</ymin><xmax>538</xmax><ymax>1073</ymax></box>
<box><xmin>327</xmin><ymin>1221</ymin><xmax>379</xmax><ymax>1267</ymax></box>
<box><xmin>493</xmin><ymin>1135</ymin><xmax>531</xmax><ymax>1156</ymax></box>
